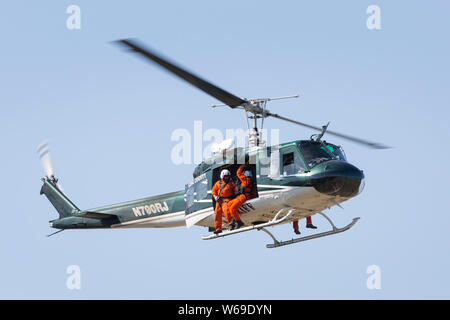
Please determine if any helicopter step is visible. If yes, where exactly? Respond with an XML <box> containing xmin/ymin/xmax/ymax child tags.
<box><xmin>202</xmin><ymin>208</ymin><xmax>296</xmax><ymax>240</ymax></box>
<box><xmin>265</xmin><ymin>215</ymin><xmax>360</xmax><ymax>248</ymax></box>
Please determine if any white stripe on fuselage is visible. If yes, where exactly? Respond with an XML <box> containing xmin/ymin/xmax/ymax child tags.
<box><xmin>112</xmin><ymin>185</ymin><xmax>348</xmax><ymax>229</ymax></box>
<box><xmin>111</xmin><ymin>210</ymin><xmax>185</xmax><ymax>228</ymax></box>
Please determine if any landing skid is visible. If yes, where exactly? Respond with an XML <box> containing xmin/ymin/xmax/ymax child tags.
<box><xmin>265</xmin><ymin>213</ymin><xmax>360</xmax><ymax>248</ymax></box>
<box><xmin>202</xmin><ymin>209</ymin><xmax>360</xmax><ymax>248</ymax></box>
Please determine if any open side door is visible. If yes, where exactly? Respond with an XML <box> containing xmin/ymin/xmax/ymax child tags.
<box><xmin>211</xmin><ymin>163</ymin><xmax>259</xmax><ymax>204</ymax></box>
<box><xmin>184</xmin><ymin>173</ymin><xmax>212</xmax><ymax>228</ymax></box>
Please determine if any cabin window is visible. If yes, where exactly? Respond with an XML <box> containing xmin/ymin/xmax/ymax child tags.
<box><xmin>258</xmin><ymin>148</ymin><xmax>270</xmax><ymax>177</ymax></box>
<box><xmin>269</xmin><ymin>147</ymin><xmax>280</xmax><ymax>178</ymax></box>
<box><xmin>282</xmin><ymin>151</ymin><xmax>305</xmax><ymax>176</ymax></box>
<box><xmin>185</xmin><ymin>174</ymin><xmax>208</xmax><ymax>213</ymax></box>
<box><xmin>195</xmin><ymin>179</ymin><xmax>208</xmax><ymax>201</ymax></box>
<box><xmin>185</xmin><ymin>184</ymin><xmax>195</xmax><ymax>208</ymax></box>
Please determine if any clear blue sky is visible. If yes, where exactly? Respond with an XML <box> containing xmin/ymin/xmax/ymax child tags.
<box><xmin>0</xmin><ymin>0</ymin><xmax>449</xmax><ymax>299</ymax></box>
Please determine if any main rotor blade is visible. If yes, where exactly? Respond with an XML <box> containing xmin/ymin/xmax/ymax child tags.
<box><xmin>267</xmin><ymin>113</ymin><xmax>390</xmax><ymax>149</ymax></box>
<box><xmin>114</xmin><ymin>39</ymin><xmax>247</xmax><ymax>108</ymax></box>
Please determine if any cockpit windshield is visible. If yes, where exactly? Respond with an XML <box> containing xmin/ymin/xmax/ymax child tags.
<box><xmin>298</xmin><ymin>141</ymin><xmax>334</xmax><ymax>168</ymax></box>
<box><xmin>323</xmin><ymin>143</ymin><xmax>347</xmax><ymax>161</ymax></box>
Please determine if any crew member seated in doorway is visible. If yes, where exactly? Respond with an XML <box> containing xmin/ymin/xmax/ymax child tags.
<box><xmin>211</xmin><ymin>169</ymin><xmax>235</xmax><ymax>234</ymax></box>
<box><xmin>228</xmin><ymin>165</ymin><xmax>257</xmax><ymax>230</ymax></box>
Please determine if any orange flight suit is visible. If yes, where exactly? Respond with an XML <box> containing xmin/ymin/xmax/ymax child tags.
<box><xmin>211</xmin><ymin>179</ymin><xmax>235</xmax><ymax>231</ymax></box>
<box><xmin>293</xmin><ymin>217</ymin><xmax>312</xmax><ymax>230</ymax></box>
<box><xmin>228</xmin><ymin>166</ymin><xmax>257</xmax><ymax>221</ymax></box>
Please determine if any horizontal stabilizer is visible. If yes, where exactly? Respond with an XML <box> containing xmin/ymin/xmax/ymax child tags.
<box><xmin>74</xmin><ymin>211</ymin><xmax>118</xmax><ymax>220</ymax></box>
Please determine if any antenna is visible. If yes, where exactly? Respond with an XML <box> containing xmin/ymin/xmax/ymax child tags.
<box><xmin>311</xmin><ymin>122</ymin><xmax>330</xmax><ymax>142</ymax></box>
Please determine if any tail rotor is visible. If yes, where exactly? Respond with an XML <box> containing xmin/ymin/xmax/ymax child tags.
<box><xmin>36</xmin><ymin>140</ymin><xmax>64</xmax><ymax>192</ymax></box>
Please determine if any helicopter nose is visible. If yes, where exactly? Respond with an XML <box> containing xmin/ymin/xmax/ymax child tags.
<box><xmin>310</xmin><ymin>161</ymin><xmax>365</xmax><ymax>198</ymax></box>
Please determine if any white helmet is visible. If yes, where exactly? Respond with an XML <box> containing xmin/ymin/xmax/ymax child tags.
<box><xmin>243</xmin><ymin>170</ymin><xmax>252</xmax><ymax>177</ymax></box>
<box><xmin>220</xmin><ymin>169</ymin><xmax>231</xmax><ymax>179</ymax></box>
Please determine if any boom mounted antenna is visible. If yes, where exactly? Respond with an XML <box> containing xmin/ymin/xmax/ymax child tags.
<box><xmin>311</xmin><ymin>122</ymin><xmax>330</xmax><ymax>142</ymax></box>
<box><xmin>114</xmin><ymin>39</ymin><xmax>390</xmax><ymax>149</ymax></box>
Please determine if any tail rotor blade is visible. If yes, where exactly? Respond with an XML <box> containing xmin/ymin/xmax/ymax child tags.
<box><xmin>36</xmin><ymin>140</ymin><xmax>54</xmax><ymax>177</ymax></box>
<box><xmin>267</xmin><ymin>113</ymin><xmax>390</xmax><ymax>149</ymax></box>
<box><xmin>36</xmin><ymin>140</ymin><xmax>65</xmax><ymax>192</ymax></box>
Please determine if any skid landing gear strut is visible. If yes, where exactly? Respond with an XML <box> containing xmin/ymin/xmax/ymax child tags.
<box><xmin>263</xmin><ymin>212</ymin><xmax>360</xmax><ymax>248</ymax></box>
<box><xmin>202</xmin><ymin>208</ymin><xmax>359</xmax><ymax>248</ymax></box>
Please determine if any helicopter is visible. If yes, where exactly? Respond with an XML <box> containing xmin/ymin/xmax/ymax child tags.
<box><xmin>38</xmin><ymin>39</ymin><xmax>388</xmax><ymax>248</ymax></box>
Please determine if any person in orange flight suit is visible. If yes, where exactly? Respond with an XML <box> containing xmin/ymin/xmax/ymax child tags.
<box><xmin>211</xmin><ymin>169</ymin><xmax>235</xmax><ymax>234</ymax></box>
<box><xmin>228</xmin><ymin>166</ymin><xmax>258</xmax><ymax>230</ymax></box>
<box><xmin>293</xmin><ymin>217</ymin><xmax>317</xmax><ymax>235</ymax></box>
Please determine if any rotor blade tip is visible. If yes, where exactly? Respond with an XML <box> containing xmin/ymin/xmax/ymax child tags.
<box><xmin>376</xmin><ymin>144</ymin><xmax>394</xmax><ymax>149</ymax></box>
<box><xmin>111</xmin><ymin>38</ymin><xmax>138</xmax><ymax>49</ymax></box>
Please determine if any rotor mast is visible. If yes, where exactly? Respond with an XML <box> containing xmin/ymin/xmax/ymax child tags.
<box><xmin>213</xmin><ymin>94</ymin><xmax>299</xmax><ymax>147</ymax></box>
<box><xmin>243</xmin><ymin>95</ymin><xmax>299</xmax><ymax>147</ymax></box>
<box><xmin>247</xmin><ymin>111</ymin><xmax>262</xmax><ymax>147</ymax></box>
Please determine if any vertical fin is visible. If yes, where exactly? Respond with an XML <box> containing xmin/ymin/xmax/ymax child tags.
<box><xmin>40</xmin><ymin>179</ymin><xmax>79</xmax><ymax>218</ymax></box>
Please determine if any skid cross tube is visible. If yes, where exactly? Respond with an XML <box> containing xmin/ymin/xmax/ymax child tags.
<box><xmin>202</xmin><ymin>208</ymin><xmax>295</xmax><ymax>240</ymax></box>
<box><xmin>258</xmin><ymin>228</ymin><xmax>280</xmax><ymax>246</ymax></box>
<box><xmin>265</xmin><ymin>215</ymin><xmax>360</xmax><ymax>248</ymax></box>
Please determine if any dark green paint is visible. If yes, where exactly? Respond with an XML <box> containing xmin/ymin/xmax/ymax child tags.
<box><xmin>42</xmin><ymin>139</ymin><xmax>363</xmax><ymax>230</ymax></box>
